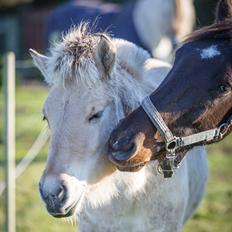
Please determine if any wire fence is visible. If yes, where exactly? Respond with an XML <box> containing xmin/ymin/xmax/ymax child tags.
<box><xmin>1</xmin><ymin>52</ymin><xmax>49</xmax><ymax>232</ymax></box>
<box><xmin>0</xmin><ymin>126</ymin><xmax>49</xmax><ymax>195</ymax></box>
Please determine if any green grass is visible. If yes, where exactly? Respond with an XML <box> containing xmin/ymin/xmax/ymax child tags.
<box><xmin>0</xmin><ymin>84</ymin><xmax>74</xmax><ymax>232</ymax></box>
<box><xmin>0</xmin><ymin>84</ymin><xmax>232</xmax><ymax>232</ymax></box>
<box><xmin>183</xmin><ymin>144</ymin><xmax>232</xmax><ymax>232</ymax></box>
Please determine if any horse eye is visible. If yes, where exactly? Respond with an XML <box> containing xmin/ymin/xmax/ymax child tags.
<box><xmin>219</xmin><ymin>84</ymin><xmax>231</xmax><ymax>93</ymax></box>
<box><xmin>42</xmin><ymin>115</ymin><xmax>50</xmax><ymax>128</ymax></box>
<box><xmin>88</xmin><ymin>110</ymin><xmax>104</xmax><ymax>123</ymax></box>
<box><xmin>42</xmin><ymin>115</ymin><xmax>47</xmax><ymax>121</ymax></box>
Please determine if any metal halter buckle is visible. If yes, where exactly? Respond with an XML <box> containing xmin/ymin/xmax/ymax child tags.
<box><xmin>159</xmin><ymin>156</ymin><xmax>175</xmax><ymax>178</ymax></box>
<box><xmin>161</xmin><ymin>139</ymin><xmax>177</xmax><ymax>178</ymax></box>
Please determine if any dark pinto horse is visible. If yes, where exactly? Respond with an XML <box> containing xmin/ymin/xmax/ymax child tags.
<box><xmin>108</xmin><ymin>0</ymin><xmax>232</xmax><ymax>176</ymax></box>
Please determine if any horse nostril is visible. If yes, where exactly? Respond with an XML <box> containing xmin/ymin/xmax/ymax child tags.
<box><xmin>39</xmin><ymin>179</ymin><xmax>68</xmax><ymax>205</ymax></box>
<box><xmin>112</xmin><ymin>142</ymin><xmax>136</xmax><ymax>161</ymax></box>
<box><xmin>57</xmin><ymin>184</ymin><xmax>67</xmax><ymax>202</ymax></box>
<box><xmin>111</xmin><ymin>134</ymin><xmax>134</xmax><ymax>152</ymax></box>
<box><xmin>111</xmin><ymin>140</ymin><xmax>119</xmax><ymax>151</ymax></box>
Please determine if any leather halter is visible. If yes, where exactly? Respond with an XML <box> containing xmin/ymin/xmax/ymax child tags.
<box><xmin>141</xmin><ymin>96</ymin><xmax>232</xmax><ymax>178</ymax></box>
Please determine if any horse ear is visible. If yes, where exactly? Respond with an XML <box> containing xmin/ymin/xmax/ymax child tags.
<box><xmin>215</xmin><ymin>0</ymin><xmax>232</xmax><ymax>22</ymax></box>
<box><xmin>29</xmin><ymin>48</ymin><xmax>49</xmax><ymax>78</ymax></box>
<box><xmin>95</xmin><ymin>34</ymin><xmax>116</xmax><ymax>78</ymax></box>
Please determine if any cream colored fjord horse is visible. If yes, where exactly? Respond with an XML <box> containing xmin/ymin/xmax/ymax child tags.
<box><xmin>30</xmin><ymin>24</ymin><xmax>207</xmax><ymax>232</ymax></box>
<box><xmin>134</xmin><ymin>0</ymin><xmax>195</xmax><ymax>60</ymax></box>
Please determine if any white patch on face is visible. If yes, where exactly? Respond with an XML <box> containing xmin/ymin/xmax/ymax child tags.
<box><xmin>199</xmin><ymin>45</ymin><xmax>221</xmax><ymax>59</ymax></box>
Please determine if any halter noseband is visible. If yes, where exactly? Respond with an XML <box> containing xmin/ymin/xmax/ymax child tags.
<box><xmin>141</xmin><ymin>96</ymin><xmax>232</xmax><ymax>178</ymax></box>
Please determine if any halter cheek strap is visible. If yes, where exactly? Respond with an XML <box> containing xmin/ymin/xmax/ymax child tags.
<box><xmin>141</xmin><ymin>96</ymin><xmax>232</xmax><ymax>178</ymax></box>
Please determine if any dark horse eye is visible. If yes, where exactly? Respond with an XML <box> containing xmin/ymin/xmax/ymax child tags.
<box><xmin>42</xmin><ymin>115</ymin><xmax>50</xmax><ymax>127</ymax></box>
<box><xmin>42</xmin><ymin>115</ymin><xmax>47</xmax><ymax>121</ymax></box>
<box><xmin>88</xmin><ymin>110</ymin><xmax>104</xmax><ymax>122</ymax></box>
<box><xmin>219</xmin><ymin>84</ymin><xmax>231</xmax><ymax>93</ymax></box>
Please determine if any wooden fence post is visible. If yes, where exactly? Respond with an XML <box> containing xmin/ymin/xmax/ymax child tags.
<box><xmin>3</xmin><ymin>52</ymin><xmax>16</xmax><ymax>232</ymax></box>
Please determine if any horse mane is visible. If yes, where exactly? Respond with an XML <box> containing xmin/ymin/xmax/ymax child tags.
<box><xmin>46</xmin><ymin>23</ymin><xmax>150</xmax><ymax>86</ymax></box>
<box><xmin>184</xmin><ymin>18</ymin><xmax>232</xmax><ymax>43</ymax></box>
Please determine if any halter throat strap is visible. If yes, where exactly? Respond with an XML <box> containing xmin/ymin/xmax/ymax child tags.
<box><xmin>141</xmin><ymin>96</ymin><xmax>232</xmax><ymax>178</ymax></box>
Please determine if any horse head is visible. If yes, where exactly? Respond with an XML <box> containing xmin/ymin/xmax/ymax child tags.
<box><xmin>108</xmin><ymin>0</ymin><xmax>232</xmax><ymax>172</ymax></box>
<box><xmin>30</xmin><ymin>23</ymin><xmax>160</xmax><ymax>218</ymax></box>
<box><xmin>30</xmin><ymin>25</ymin><xmax>120</xmax><ymax>217</ymax></box>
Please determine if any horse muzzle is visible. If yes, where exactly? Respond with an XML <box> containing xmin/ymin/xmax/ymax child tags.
<box><xmin>39</xmin><ymin>174</ymin><xmax>85</xmax><ymax>218</ymax></box>
<box><xmin>108</xmin><ymin>131</ymin><xmax>151</xmax><ymax>171</ymax></box>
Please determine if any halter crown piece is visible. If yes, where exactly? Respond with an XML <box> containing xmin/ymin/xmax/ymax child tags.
<box><xmin>141</xmin><ymin>96</ymin><xmax>232</xmax><ymax>178</ymax></box>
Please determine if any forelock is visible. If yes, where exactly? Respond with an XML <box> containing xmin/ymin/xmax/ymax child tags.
<box><xmin>43</xmin><ymin>22</ymin><xmax>151</xmax><ymax>104</ymax></box>
<box><xmin>46</xmin><ymin>23</ymin><xmax>100</xmax><ymax>86</ymax></box>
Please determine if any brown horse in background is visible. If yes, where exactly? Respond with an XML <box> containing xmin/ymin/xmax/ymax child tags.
<box><xmin>108</xmin><ymin>0</ymin><xmax>232</xmax><ymax>172</ymax></box>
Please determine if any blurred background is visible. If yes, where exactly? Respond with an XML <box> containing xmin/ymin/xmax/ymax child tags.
<box><xmin>0</xmin><ymin>0</ymin><xmax>232</xmax><ymax>232</ymax></box>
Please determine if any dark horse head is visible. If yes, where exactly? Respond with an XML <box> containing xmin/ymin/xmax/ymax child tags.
<box><xmin>108</xmin><ymin>0</ymin><xmax>232</xmax><ymax>171</ymax></box>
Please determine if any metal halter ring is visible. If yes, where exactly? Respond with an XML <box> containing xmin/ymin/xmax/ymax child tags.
<box><xmin>218</xmin><ymin>123</ymin><xmax>230</xmax><ymax>138</ymax></box>
<box><xmin>166</xmin><ymin>137</ymin><xmax>178</xmax><ymax>153</ymax></box>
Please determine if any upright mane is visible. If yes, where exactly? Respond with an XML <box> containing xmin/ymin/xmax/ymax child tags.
<box><xmin>185</xmin><ymin>18</ymin><xmax>232</xmax><ymax>43</ymax></box>
<box><xmin>45</xmin><ymin>23</ymin><xmax>150</xmax><ymax>87</ymax></box>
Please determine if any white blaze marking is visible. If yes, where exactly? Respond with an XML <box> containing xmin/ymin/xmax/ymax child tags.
<box><xmin>199</xmin><ymin>45</ymin><xmax>221</xmax><ymax>59</ymax></box>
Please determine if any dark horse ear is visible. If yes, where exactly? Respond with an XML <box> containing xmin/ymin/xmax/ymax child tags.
<box><xmin>215</xmin><ymin>0</ymin><xmax>232</xmax><ymax>22</ymax></box>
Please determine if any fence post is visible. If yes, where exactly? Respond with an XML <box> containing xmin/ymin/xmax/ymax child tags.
<box><xmin>3</xmin><ymin>52</ymin><xmax>16</xmax><ymax>232</ymax></box>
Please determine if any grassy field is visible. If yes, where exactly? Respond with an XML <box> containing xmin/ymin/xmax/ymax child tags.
<box><xmin>0</xmin><ymin>84</ymin><xmax>232</xmax><ymax>232</ymax></box>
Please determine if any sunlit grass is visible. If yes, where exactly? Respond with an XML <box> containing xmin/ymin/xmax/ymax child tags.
<box><xmin>184</xmin><ymin>141</ymin><xmax>232</xmax><ymax>232</ymax></box>
<box><xmin>0</xmin><ymin>84</ymin><xmax>75</xmax><ymax>232</ymax></box>
<box><xmin>0</xmin><ymin>84</ymin><xmax>232</xmax><ymax>232</ymax></box>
